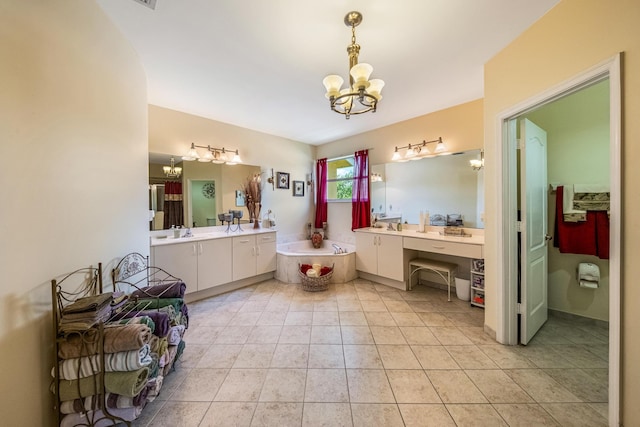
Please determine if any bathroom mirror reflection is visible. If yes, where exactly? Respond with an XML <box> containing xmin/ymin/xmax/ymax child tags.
<box><xmin>371</xmin><ymin>150</ymin><xmax>484</xmax><ymax>228</ymax></box>
<box><xmin>149</xmin><ymin>153</ymin><xmax>261</xmax><ymax>230</ymax></box>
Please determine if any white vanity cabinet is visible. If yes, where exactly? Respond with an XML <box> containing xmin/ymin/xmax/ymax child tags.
<box><xmin>152</xmin><ymin>237</ymin><xmax>232</xmax><ymax>294</ymax></box>
<box><xmin>355</xmin><ymin>232</ymin><xmax>404</xmax><ymax>281</ymax></box>
<box><xmin>232</xmin><ymin>232</ymin><xmax>277</xmax><ymax>281</ymax></box>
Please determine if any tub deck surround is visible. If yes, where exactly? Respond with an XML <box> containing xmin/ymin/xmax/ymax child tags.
<box><xmin>354</xmin><ymin>227</ymin><xmax>484</xmax><ymax>291</ymax></box>
<box><xmin>275</xmin><ymin>240</ymin><xmax>357</xmax><ymax>285</ymax></box>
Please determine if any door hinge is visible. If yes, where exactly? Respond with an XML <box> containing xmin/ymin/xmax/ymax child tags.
<box><xmin>516</xmin><ymin>138</ymin><xmax>524</xmax><ymax>150</ymax></box>
<box><xmin>516</xmin><ymin>221</ymin><xmax>523</xmax><ymax>232</ymax></box>
<box><xmin>516</xmin><ymin>303</ymin><xmax>522</xmax><ymax>314</ymax></box>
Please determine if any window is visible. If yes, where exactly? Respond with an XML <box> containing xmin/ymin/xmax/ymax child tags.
<box><xmin>327</xmin><ymin>156</ymin><xmax>354</xmax><ymax>201</ymax></box>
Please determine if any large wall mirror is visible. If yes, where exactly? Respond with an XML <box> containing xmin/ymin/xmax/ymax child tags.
<box><xmin>149</xmin><ymin>153</ymin><xmax>260</xmax><ymax>230</ymax></box>
<box><xmin>371</xmin><ymin>150</ymin><xmax>484</xmax><ymax>228</ymax></box>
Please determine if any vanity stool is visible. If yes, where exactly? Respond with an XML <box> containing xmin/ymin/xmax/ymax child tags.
<box><xmin>408</xmin><ymin>258</ymin><xmax>458</xmax><ymax>301</ymax></box>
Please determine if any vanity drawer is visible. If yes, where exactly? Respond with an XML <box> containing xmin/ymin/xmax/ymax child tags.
<box><xmin>403</xmin><ymin>237</ymin><xmax>483</xmax><ymax>259</ymax></box>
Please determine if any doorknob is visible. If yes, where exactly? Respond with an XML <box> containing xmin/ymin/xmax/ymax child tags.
<box><xmin>544</xmin><ymin>234</ymin><xmax>553</xmax><ymax>241</ymax></box>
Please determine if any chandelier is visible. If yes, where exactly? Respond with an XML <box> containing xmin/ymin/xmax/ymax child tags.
<box><xmin>322</xmin><ymin>11</ymin><xmax>385</xmax><ymax>119</ymax></box>
<box><xmin>182</xmin><ymin>143</ymin><xmax>243</xmax><ymax>165</ymax></box>
<box><xmin>163</xmin><ymin>157</ymin><xmax>182</xmax><ymax>178</ymax></box>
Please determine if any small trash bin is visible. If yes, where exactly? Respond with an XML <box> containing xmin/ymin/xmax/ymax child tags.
<box><xmin>455</xmin><ymin>277</ymin><xmax>470</xmax><ymax>301</ymax></box>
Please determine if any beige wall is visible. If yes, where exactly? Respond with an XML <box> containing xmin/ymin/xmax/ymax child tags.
<box><xmin>483</xmin><ymin>0</ymin><xmax>640</xmax><ymax>423</ymax></box>
<box><xmin>316</xmin><ymin>99</ymin><xmax>484</xmax><ymax>244</ymax></box>
<box><xmin>0</xmin><ymin>0</ymin><xmax>149</xmax><ymax>425</ymax></box>
<box><xmin>149</xmin><ymin>105</ymin><xmax>316</xmax><ymax>242</ymax></box>
<box><xmin>524</xmin><ymin>80</ymin><xmax>610</xmax><ymax>321</ymax></box>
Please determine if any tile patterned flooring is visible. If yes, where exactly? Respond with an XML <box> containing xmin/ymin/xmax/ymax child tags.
<box><xmin>133</xmin><ymin>279</ymin><xmax>609</xmax><ymax>426</ymax></box>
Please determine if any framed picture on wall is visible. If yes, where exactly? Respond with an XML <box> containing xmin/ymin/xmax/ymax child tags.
<box><xmin>235</xmin><ymin>190</ymin><xmax>245</xmax><ymax>207</ymax></box>
<box><xmin>293</xmin><ymin>180</ymin><xmax>304</xmax><ymax>197</ymax></box>
<box><xmin>277</xmin><ymin>172</ymin><xmax>290</xmax><ymax>189</ymax></box>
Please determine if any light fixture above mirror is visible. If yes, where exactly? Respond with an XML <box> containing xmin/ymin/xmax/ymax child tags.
<box><xmin>470</xmin><ymin>149</ymin><xmax>484</xmax><ymax>170</ymax></box>
<box><xmin>182</xmin><ymin>143</ymin><xmax>242</xmax><ymax>165</ymax></box>
<box><xmin>390</xmin><ymin>137</ymin><xmax>447</xmax><ymax>162</ymax></box>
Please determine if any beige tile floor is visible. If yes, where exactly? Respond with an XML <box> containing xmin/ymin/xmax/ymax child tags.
<box><xmin>133</xmin><ymin>279</ymin><xmax>609</xmax><ymax>426</ymax></box>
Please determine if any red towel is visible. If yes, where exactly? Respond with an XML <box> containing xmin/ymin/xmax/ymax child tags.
<box><xmin>553</xmin><ymin>186</ymin><xmax>609</xmax><ymax>259</ymax></box>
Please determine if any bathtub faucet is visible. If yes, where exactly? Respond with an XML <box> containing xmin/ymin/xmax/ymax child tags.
<box><xmin>332</xmin><ymin>243</ymin><xmax>345</xmax><ymax>254</ymax></box>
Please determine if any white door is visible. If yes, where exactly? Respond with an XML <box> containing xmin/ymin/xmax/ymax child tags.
<box><xmin>520</xmin><ymin>118</ymin><xmax>549</xmax><ymax>345</ymax></box>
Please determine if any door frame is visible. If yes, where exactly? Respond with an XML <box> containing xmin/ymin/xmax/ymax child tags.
<box><xmin>495</xmin><ymin>54</ymin><xmax>621</xmax><ymax>426</ymax></box>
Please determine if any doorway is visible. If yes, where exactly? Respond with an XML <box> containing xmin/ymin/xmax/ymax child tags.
<box><xmin>496</xmin><ymin>54</ymin><xmax>621</xmax><ymax>425</ymax></box>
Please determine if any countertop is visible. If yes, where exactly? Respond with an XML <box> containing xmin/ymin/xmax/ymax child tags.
<box><xmin>355</xmin><ymin>227</ymin><xmax>485</xmax><ymax>245</ymax></box>
<box><xmin>150</xmin><ymin>227</ymin><xmax>276</xmax><ymax>247</ymax></box>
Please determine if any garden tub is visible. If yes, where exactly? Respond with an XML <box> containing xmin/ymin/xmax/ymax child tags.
<box><xmin>275</xmin><ymin>239</ymin><xmax>357</xmax><ymax>284</ymax></box>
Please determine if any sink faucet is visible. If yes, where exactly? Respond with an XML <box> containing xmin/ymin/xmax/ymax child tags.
<box><xmin>387</xmin><ymin>222</ymin><xmax>395</xmax><ymax>231</ymax></box>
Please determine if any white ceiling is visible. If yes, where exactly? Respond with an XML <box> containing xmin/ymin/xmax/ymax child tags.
<box><xmin>96</xmin><ymin>0</ymin><xmax>559</xmax><ymax>146</ymax></box>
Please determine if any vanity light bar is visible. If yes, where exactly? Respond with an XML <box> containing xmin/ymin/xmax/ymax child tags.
<box><xmin>390</xmin><ymin>137</ymin><xmax>446</xmax><ymax>162</ymax></box>
<box><xmin>182</xmin><ymin>143</ymin><xmax>243</xmax><ymax>165</ymax></box>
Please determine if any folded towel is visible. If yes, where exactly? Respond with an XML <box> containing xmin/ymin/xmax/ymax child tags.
<box><xmin>146</xmin><ymin>375</ymin><xmax>164</xmax><ymax>402</ymax></box>
<box><xmin>57</xmin><ymin>367</ymin><xmax>149</xmax><ymax>401</ymax></box>
<box><xmin>58</xmin><ymin>324</ymin><xmax>152</xmax><ymax>359</ymax></box>
<box><xmin>59</xmin><ymin>387</ymin><xmax>149</xmax><ymax>414</ymax></box>
<box><xmin>60</xmin><ymin>406</ymin><xmax>143</xmax><ymax>427</ymax></box>
<box><xmin>55</xmin><ymin>344</ymin><xmax>152</xmax><ymax>380</ymax></box>
<box><xmin>130</xmin><ymin>281</ymin><xmax>186</xmax><ymax>299</ymax></box>
<box><xmin>147</xmin><ymin>353</ymin><xmax>160</xmax><ymax>380</ymax></box>
<box><xmin>163</xmin><ymin>340</ymin><xmax>186</xmax><ymax>376</ymax></box>
<box><xmin>562</xmin><ymin>185</ymin><xmax>587</xmax><ymax>222</ymax></box>
<box><xmin>62</xmin><ymin>294</ymin><xmax>113</xmax><ymax>315</ymax></box>
<box><xmin>167</xmin><ymin>325</ymin><xmax>186</xmax><ymax>346</ymax></box>
<box><xmin>114</xmin><ymin>315</ymin><xmax>155</xmax><ymax>334</ymax></box>
<box><xmin>128</xmin><ymin>297</ymin><xmax>184</xmax><ymax>314</ymax></box>
<box><xmin>116</xmin><ymin>311</ymin><xmax>170</xmax><ymax>337</ymax></box>
<box><xmin>180</xmin><ymin>303</ymin><xmax>189</xmax><ymax>329</ymax></box>
<box><xmin>554</xmin><ymin>186</ymin><xmax>610</xmax><ymax>259</ymax></box>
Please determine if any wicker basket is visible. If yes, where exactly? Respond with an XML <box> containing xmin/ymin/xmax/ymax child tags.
<box><xmin>299</xmin><ymin>264</ymin><xmax>333</xmax><ymax>292</ymax></box>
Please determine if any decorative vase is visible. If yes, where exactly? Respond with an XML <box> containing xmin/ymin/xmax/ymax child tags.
<box><xmin>311</xmin><ymin>232</ymin><xmax>323</xmax><ymax>248</ymax></box>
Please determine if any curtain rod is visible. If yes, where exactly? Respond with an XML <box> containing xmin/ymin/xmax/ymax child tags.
<box><xmin>321</xmin><ymin>147</ymin><xmax>375</xmax><ymax>162</ymax></box>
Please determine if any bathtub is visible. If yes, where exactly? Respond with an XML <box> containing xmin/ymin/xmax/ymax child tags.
<box><xmin>275</xmin><ymin>239</ymin><xmax>357</xmax><ymax>284</ymax></box>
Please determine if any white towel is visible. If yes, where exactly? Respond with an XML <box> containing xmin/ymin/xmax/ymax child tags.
<box><xmin>55</xmin><ymin>344</ymin><xmax>152</xmax><ymax>380</ymax></box>
<box><xmin>167</xmin><ymin>325</ymin><xmax>186</xmax><ymax>346</ymax></box>
<box><xmin>562</xmin><ymin>185</ymin><xmax>586</xmax><ymax>222</ymax></box>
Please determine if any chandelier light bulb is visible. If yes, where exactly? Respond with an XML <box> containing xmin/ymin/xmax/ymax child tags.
<box><xmin>199</xmin><ymin>146</ymin><xmax>215</xmax><ymax>162</ymax></box>
<box><xmin>323</xmin><ymin>75</ymin><xmax>344</xmax><ymax>99</ymax></box>
<box><xmin>350</xmin><ymin>63</ymin><xmax>373</xmax><ymax>88</ymax></box>
<box><xmin>182</xmin><ymin>143</ymin><xmax>200</xmax><ymax>161</ymax></box>
<box><xmin>366</xmin><ymin>79</ymin><xmax>385</xmax><ymax>100</ymax></box>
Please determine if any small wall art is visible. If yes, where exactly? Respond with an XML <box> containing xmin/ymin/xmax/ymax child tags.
<box><xmin>293</xmin><ymin>180</ymin><xmax>304</xmax><ymax>197</ymax></box>
<box><xmin>277</xmin><ymin>172</ymin><xmax>290</xmax><ymax>189</ymax></box>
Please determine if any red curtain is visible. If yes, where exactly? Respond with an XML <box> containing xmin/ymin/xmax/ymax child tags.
<box><xmin>314</xmin><ymin>158</ymin><xmax>328</xmax><ymax>228</ymax></box>
<box><xmin>352</xmin><ymin>150</ymin><xmax>371</xmax><ymax>231</ymax></box>
<box><xmin>163</xmin><ymin>181</ymin><xmax>184</xmax><ymax>229</ymax></box>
